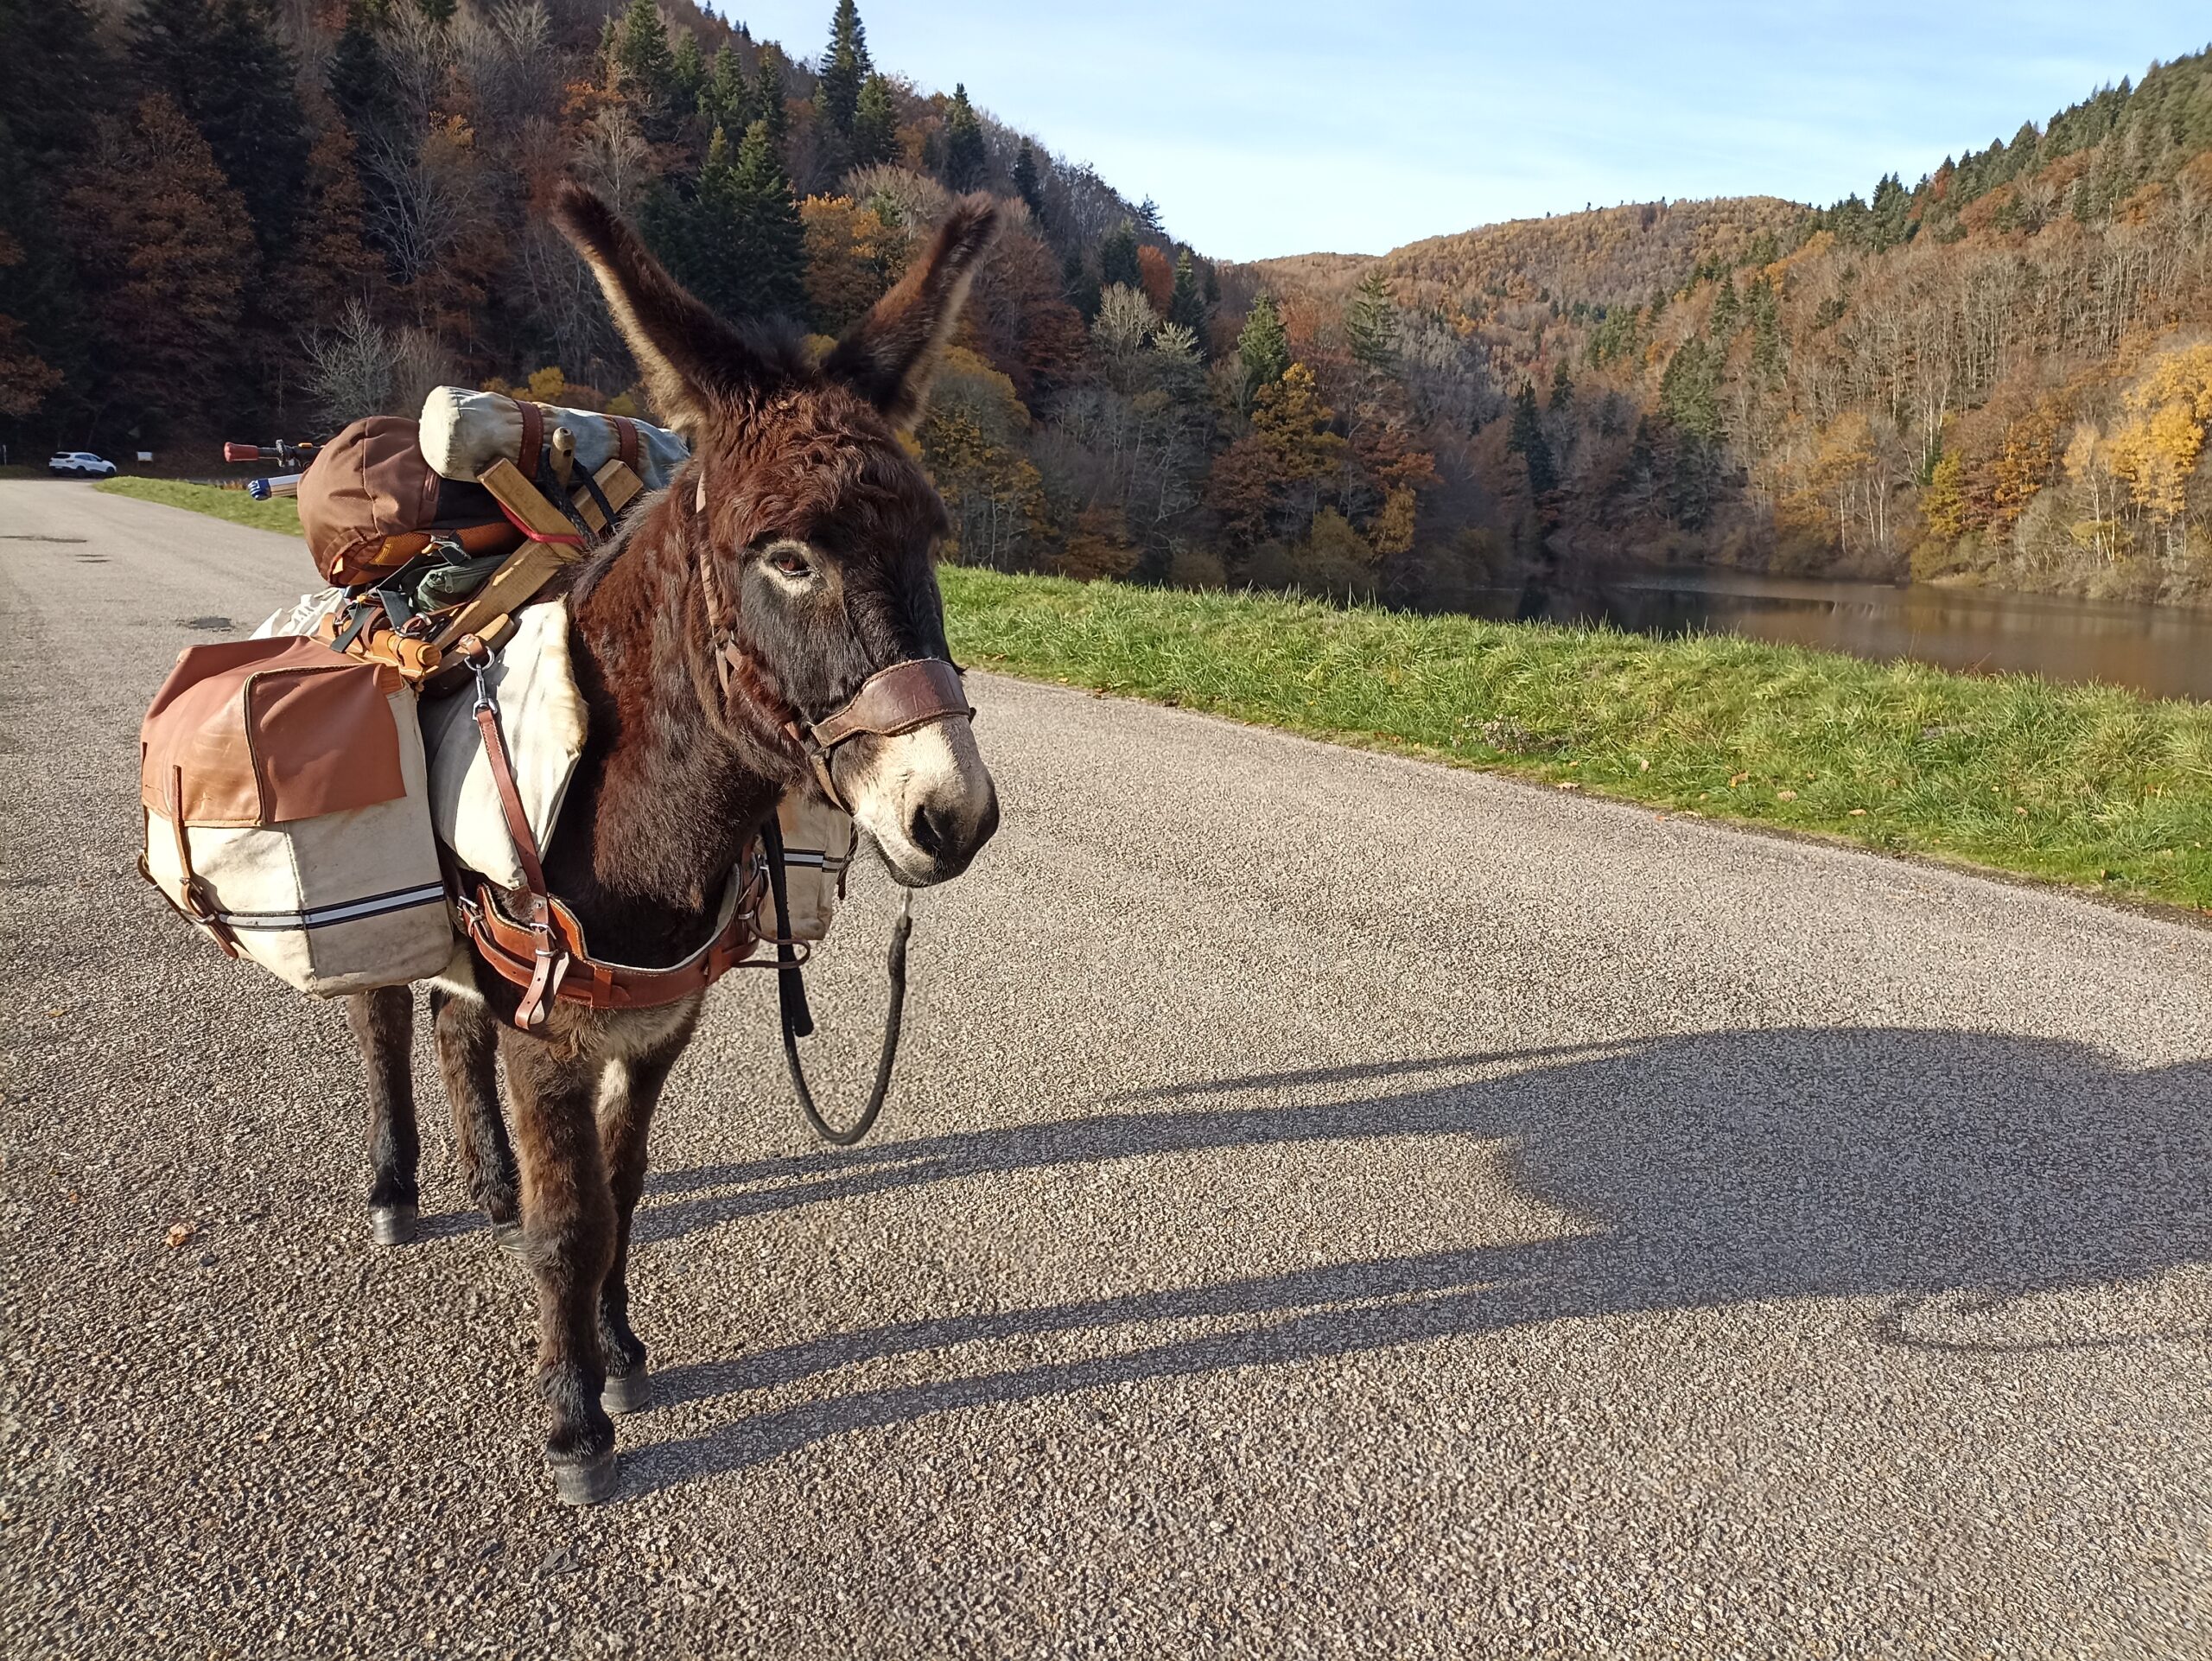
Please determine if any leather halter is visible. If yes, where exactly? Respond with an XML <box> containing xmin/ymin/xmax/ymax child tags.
<box><xmin>690</xmin><ymin>480</ymin><xmax>975</xmax><ymax>813</ymax></box>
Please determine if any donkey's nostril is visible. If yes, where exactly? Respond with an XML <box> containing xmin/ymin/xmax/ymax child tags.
<box><xmin>906</xmin><ymin>802</ymin><xmax>945</xmax><ymax>859</ymax></box>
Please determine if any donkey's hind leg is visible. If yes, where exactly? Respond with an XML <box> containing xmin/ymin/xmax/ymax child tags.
<box><xmin>347</xmin><ymin>986</ymin><xmax>419</xmax><ymax>1246</ymax></box>
<box><xmin>595</xmin><ymin>1009</ymin><xmax>698</xmax><ymax>1416</ymax></box>
<box><xmin>430</xmin><ymin>985</ymin><xmax>522</xmax><ymax>1251</ymax></box>
<box><xmin>499</xmin><ymin>1027</ymin><xmax>619</xmax><ymax>1505</ymax></box>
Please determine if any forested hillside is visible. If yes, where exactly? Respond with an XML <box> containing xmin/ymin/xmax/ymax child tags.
<box><xmin>3</xmin><ymin>3</ymin><xmax>2210</xmax><ymax>608</ymax></box>
<box><xmin>1245</xmin><ymin>52</ymin><xmax>2212</xmax><ymax>604</ymax></box>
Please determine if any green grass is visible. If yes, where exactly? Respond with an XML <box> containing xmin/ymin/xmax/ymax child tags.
<box><xmin>94</xmin><ymin>475</ymin><xmax>302</xmax><ymax>536</ymax></box>
<box><xmin>103</xmin><ymin>473</ymin><xmax>2212</xmax><ymax>910</ymax></box>
<box><xmin>939</xmin><ymin>567</ymin><xmax>2212</xmax><ymax>913</ymax></box>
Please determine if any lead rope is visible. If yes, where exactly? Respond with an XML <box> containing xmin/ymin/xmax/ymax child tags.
<box><xmin>761</xmin><ymin>814</ymin><xmax>912</xmax><ymax>1146</ymax></box>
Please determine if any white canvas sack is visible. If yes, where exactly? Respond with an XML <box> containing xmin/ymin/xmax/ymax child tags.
<box><xmin>416</xmin><ymin>386</ymin><xmax>690</xmax><ymax>492</ymax></box>
<box><xmin>766</xmin><ymin>795</ymin><xmax>857</xmax><ymax>943</ymax></box>
<box><xmin>418</xmin><ymin>602</ymin><xmax>588</xmax><ymax>888</ymax></box>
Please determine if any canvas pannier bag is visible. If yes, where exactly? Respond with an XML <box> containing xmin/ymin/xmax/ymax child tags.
<box><xmin>139</xmin><ymin>635</ymin><xmax>454</xmax><ymax>996</ymax></box>
<box><xmin>418</xmin><ymin>387</ymin><xmax>690</xmax><ymax>493</ymax></box>
<box><xmin>296</xmin><ymin>416</ymin><xmax>522</xmax><ymax>587</ymax></box>
<box><xmin>764</xmin><ymin>795</ymin><xmax>856</xmax><ymax>944</ymax></box>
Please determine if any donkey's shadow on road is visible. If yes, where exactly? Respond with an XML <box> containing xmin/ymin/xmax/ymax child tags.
<box><xmin>626</xmin><ymin>1026</ymin><xmax>2212</xmax><ymax>1494</ymax></box>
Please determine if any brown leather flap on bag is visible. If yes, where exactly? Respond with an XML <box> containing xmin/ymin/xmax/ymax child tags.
<box><xmin>142</xmin><ymin>636</ymin><xmax>408</xmax><ymax>826</ymax></box>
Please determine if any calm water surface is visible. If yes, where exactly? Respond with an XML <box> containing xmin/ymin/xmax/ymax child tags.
<box><xmin>1472</xmin><ymin>570</ymin><xmax>2212</xmax><ymax>703</ymax></box>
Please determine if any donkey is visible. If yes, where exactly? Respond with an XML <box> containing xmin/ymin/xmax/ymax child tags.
<box><xmin>345</xmin><ymin>181</ymin><xmax>1001</xmax><ymax>1505</ymax></box>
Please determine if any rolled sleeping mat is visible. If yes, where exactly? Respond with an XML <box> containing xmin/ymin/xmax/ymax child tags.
<box><xmin>416</xmin><ymin>387</ymin><xmax>689</xmax><ymax>493</ymax></box>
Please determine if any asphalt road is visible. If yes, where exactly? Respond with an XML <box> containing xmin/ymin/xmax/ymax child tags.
<box><xmin>3</xmin><ymin>478</ymin><xmax>2209</xmax><ymax>1658</ymax></box>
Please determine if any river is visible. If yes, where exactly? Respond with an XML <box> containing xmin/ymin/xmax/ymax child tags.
<box><xmin>1470</xmin><ymin>570</ymin><xmax>2212</xmax><ymax>703</ymax></box>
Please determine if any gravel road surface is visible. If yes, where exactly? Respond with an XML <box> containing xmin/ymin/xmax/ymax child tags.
<box><xmin>3</xmin><ymin>479</ymin><xmax>2209</xmax><ymax>1658</ymax></box>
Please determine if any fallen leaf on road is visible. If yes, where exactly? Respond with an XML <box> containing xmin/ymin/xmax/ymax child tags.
<box><xmin>1555</xmin><ymin>780</ymin><xmax>1581</xmax><ymax>791</ymax></box>
<box><xmin>165</xmin><ymin>1223</ymin><xmax>195</xmax><ymax>1249</ymax></box>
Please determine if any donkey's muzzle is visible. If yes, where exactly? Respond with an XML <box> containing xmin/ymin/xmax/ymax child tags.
<box><xmin>840</xmin><ymin>715</ymin><xmax>997</xmax><ymax>888</ymax></box>
<box><xmin>903</xmin><ymin>769</ymin><xmax>999</xmax><ymax>882</ymax></box>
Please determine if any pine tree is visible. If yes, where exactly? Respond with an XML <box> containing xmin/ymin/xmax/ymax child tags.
<box><xmin>1012</xmin><ymin>139</ymin><xmax>1044</xmax><ymax>219</ymax></box>
<box><xmin>1868</xmin><ymin>171</ymin><xmax>1912</xmax><ymax>249</ymax></box>
<box><xmin>327</xmin><ymin>1</ymin><xmax>397</xmax><ymax>143</ymax></box>
<box><xmin>670</xmin><ymin>29</ymin><xmax>704</xmax><ymax>118</ymax></box>
<box><xmin>1506</xmin><ymin>380</ymin><xmax>1557</xmax><ymax>495</ymax></box>
<box><xmin>1097</xmin><ymin>219</ymin><xmax>1141</xmax><ymax>291</ymax></box>
<box><xmin>943</xmin><ymin>83</ymin><xmax>986</xmax><ymax>191</ymax></box>
<box><xmin>850</xmin><ymin>72</ymin><xmax>897</xmax><ymax>167</ymax></box>
<box><xmin>1345</xmin><ymin>270</ymin><xmax>1395</xmax><ymax>372</ymax></box>
<box><xmin>701</xmin><ymin>43</ymin><xmax>752</xmax><ymax>134</ymax></box>
<box><xmin>1167</xmin><ymin>249</ymin><xmax>1206</xmax><ymax>347</ymax></box>
<box><xmin>728</xmin><ymin>118</ymin><xmax>807</xmax><ymax>320</ymax></box>
<box><xmin>1747</xmin><ymin>275</ymin><xmax>1783</xmax><ymax>377</ymax></box>
<box><xmin>753</xmin><ymin>45</ymin><xmax>790</xmax><ymax>145</ymax></box>
<box><xmin>615</xmin><ymin>0</ymin><xmax>677</xmax><ymax>136</ymax></box>
<box><xmin>1548</xmin><ymin>360</ymin><xmax>1573</xmax><ymax>413</ymax></box>
<box><xmin>1659</xmin><ymin>338</ymin><xmax>1722</xmax><ymax>444</ymax></box>
<box><xmin>129</xmin><ymin>0</ymin><xmax>308</xmax><ymax>260</ymax></box>
<box><xmin>816</xmin><ymin>0</ymin><xmax>870</xmax><ymax>135</ymax></box>
<box><xmin>1062</xmin><ymin>247</ymin><xmax>1100</xmax><ymax>321</ymax></box>
<box><xmin>1236</xmin><ymin>292</ymin><xmax>1290</xmax><ymax>395</ymax></box>
<box><xmin>1708</xmin><ymin>273</ymin><xmax>1739</xmax><ymax>336</ymax></box>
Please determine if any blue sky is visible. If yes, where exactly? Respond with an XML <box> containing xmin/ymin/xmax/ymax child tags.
<box><xmin>722</xmin><ymin>2</ymin><xmax>2211</xmax><ymax>261</ymax></box>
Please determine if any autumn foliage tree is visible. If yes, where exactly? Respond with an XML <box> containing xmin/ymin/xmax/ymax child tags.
<box><xmin>61</xmin><ymin>95</ymin><xmax>257</xmax><ymax>437</ymax></box>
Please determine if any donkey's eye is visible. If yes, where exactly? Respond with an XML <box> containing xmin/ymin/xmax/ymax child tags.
<box><xmin>763</xmin><ymin>544</ymin><xmax>813</xmax><ymax>581</ymax></box>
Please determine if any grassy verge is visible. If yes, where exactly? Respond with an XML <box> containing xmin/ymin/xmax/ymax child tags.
<box><xmin>93</xmin><ymin>475</ymin><xmax>302</xmax><ymax>536</ymax></box>
<box><xmin>940</xmin><ymin>568</ymin><xmax>2212</xmax><ymax>913</ymax></box>
<box><xmin>99</xmin><ymin>477</ymin><xmax>2212</xmax><ymax>910</ymax></box>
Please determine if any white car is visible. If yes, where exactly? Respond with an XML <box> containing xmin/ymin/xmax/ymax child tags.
<box><xmin>48</xmin><ymin>451</ymin><xmax>118</xmax><ymax>478</ymax></box>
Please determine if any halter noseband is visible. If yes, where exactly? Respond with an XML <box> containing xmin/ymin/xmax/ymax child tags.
<box><xmin>691</xmin><ymin>479</ymin><xmax>974</xmax><ymax>813</ymax></box>
<box><xmin>779</xmin><ymin>659</ymin><xmax>974</xmax><ymax>813</ymax></box>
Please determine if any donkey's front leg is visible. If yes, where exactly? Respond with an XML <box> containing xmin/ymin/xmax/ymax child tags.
<box><xmin>429</xmin><ymin>986</ymin><xmax>522</xmax><ymax>1250</ymax></box>
<box><xmin>499</xmin><ymin>1027</ymin><xmax>620</xmax><ymax>1505</ymax></box>
<box><xmin>596</xmin><ymin>1009</ymin><xmax>698</xmax><ymax>1416</ymax></box>
<box><xmin>347</xmin><ymin>987</ymin><xmax>419</xmax><ymax>1246</ymax></box>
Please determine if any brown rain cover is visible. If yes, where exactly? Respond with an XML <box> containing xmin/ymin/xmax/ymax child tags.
<box><xmin>142</xmin><ymin>635</ymin><xmax>407</xmax><ymax>827</ymax></box>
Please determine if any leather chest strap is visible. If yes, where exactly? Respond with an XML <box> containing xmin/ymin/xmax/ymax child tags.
<box><xmin>461</xmin><ymin>873</ymin><xmax>765</xmax><ymax>1015</ymax></box>
<box><xmin>462</xmin><ymin>634</ymin><xmax>564</xmax><ymax>1028</ymax></box>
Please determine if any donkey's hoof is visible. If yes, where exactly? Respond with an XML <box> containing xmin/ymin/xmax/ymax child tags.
<box><xmin>602</xmin><ymin>1368</ymin><xmax>652</xmax><ymax>1416</ymax></box>
<box><xmin>550</xmin><ymin>1450</ymin><xmax>618</xmax><ymax>1507</ymax></box>
<box><xmin>368</xmin><ymin>1203</ymin><xmax>418</xmax><ymax>1247</ymax></box>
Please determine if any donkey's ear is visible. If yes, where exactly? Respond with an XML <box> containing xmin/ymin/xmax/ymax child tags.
<box><xmin>823</xmin><ymin>195</ymin><xmax>1000</xmax><ymax>430</ymax></box>
<box><xmin>550</xmin><ymin>179</ymin><xmax>779</xmax><ymax>435</ymax></box>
